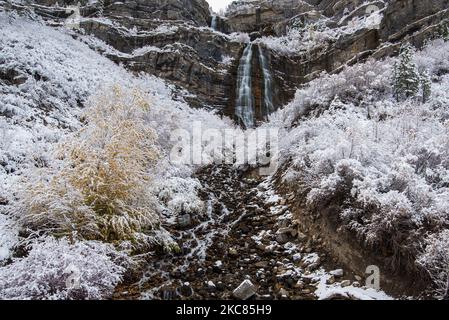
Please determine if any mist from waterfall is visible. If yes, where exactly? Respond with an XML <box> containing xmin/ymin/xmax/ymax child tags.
<box><xmin>235</xmin><ymin>44</ymin><xmax>255</xmax><ymax>129</ymax></box>
<box><xmin>258</xmin><ymin>46</ymin><xmax>274</xmax><ymax>120</ymax></box>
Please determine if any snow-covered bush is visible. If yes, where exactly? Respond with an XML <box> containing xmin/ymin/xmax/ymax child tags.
<box><xmin>154</xmin><ymin>177</ymin><xmax>205</xmax><ymax>219</ymax></box>
<box><xmin>267</xmin><ymin>39</ymin><xmax>449</xmax><ymax>279</ymax></box>
<box><xmin>18</xmin><ymin>86</ymin><xmax>163</xmax><ymax>247</ymax></box>
<box><xmin>258</xmin><ymin>10</ymin><xmax>382</xmax><ymax>55</ymax></box>
<box><xmin>272</xmin><ymin>58</ymin><xmax>392</xmax><ymax>126</ymax></box>
<box><xmin>0</xmin><ymin>237</ymin><xmax>129</xmax><ymax>300</ymax></box>
<box><xmin>417</xmin><ymin>230</ymin><xmax>449</xmax><ymax>298</ymax></box>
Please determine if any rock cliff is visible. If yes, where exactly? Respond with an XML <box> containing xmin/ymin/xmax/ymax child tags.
<box><xmin>2</xmin><ymin>0</ymin><xmax>449</xmax><ymax>123</ymax></box>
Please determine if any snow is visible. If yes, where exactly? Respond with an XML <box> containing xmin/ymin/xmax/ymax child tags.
<box><xmin>257</xmin><ymin>8</ymin><xmax>383</xmax><ymax>55</ymax></box>
<box><xmin>0</xmin><ymin>11</ymin><xmax>234</xmax><ymax>298</ymax></box>
<box><xmin>0</xmin><ymin>214</ymin><xmax>17</xmax><ymax>262</ymax></box>
<box><xmin>0</xmin><ymin>237</ymin><xmax>129</xmax><ymax>300</ymax></box>
<box><xmin>263</xmin><ymin>38</ymin><xmax>449</xmax><ymax>296</ymax></box>
<box><xmin>314</xmin><ymin>272</ymin><xmax>393</xmax><ymax>300</ymax></box>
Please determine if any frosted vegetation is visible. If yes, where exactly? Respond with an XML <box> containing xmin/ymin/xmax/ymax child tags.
<box><xmin>1</xmin><ymin>5</ymin><xmax>449</xmax><ymax>299</ymax></box>
<box><xmin>257</xmin><ymin>8</ymin><xmax>382</xmax><ymax>55</ymax></box>
<box><xmin>0</xmin><ymin>12</ymin><xmax>234</xmax><ymax>298</ymax></box>
<box><xmin>264</xmin><ymin>39</ymin><xmax>449</xmax><ymax>296</ymax></box>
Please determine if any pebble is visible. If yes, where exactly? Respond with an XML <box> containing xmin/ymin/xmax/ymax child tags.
<box><xmin>178</xmin><ymin>282</ymin><xmax>193</xmax><ymax>297</ymax></box>
<box><xmin>292</xmin><ymin>253</ymin><xmax>302</xmax><ymax>262</ymax></box>
<box><xmin>279</xmin><ymin>288</ymin><xmax>289</xmax><ymax>298</ymax></box>
<box><xmin>297</xmin><ymin>232</ymin><xmax>307</xmax><ymax>241</ymax></box>
<box><xmin>255</xmin><ymin>261</ymin><xmax>269</xmax><ymax>268</ymax></box>
<box><xmin>326</xmin><ymin>276</ymin><xmax>336</xmax><ymax>285</ymax></box>
<box><xmin>341</xmin><ymin>280</ymin><xmax>351</xmax><ymax>287</ymax></box>
<box><xmin>232</xmin><ymin>280</ymin><xmax>257</xmax><ymax>300</ymax></box>
<box><xmin>330</xmin><ymin>269</ymin><xmax>344</xmax><ymax>277</ymax></box>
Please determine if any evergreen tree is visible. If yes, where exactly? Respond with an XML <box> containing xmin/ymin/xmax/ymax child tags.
<box><xmin>437</xmin><ymin>22</ymin><xmax>449</xmax><ymax>41</ymax></box>
<box><xmin>420</xmin><ymin>70</ymin><xmax>432</xmax><ymax>103</ymax></box>
<box><xmin>393</xmin><ymin>43</ymin><xmax>420</xmax><ymax>101</ymax></box>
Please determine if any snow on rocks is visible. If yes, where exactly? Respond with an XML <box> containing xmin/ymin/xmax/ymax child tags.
<box><xmin>232</xmin><ymin>280</ymin><xmax>257</xmax><ymax>300</ymax></box>
<box><xmin>330</xmin><ymin>269</ymin><xmax>345</xmax><ymax>277</ymax></box>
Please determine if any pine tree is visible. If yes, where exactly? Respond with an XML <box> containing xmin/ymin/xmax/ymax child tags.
<box><xmin>393</xmin><ymin>43</ymin><xmax>420</xmax><ymax>101</ymax></box>
<box><xmin>420</xmin><ymin>70</ymin><xmax>432</xmax><ymax>103</ymax></box>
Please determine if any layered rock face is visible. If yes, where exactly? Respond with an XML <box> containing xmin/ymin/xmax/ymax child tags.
<box><xmin>5</xmin><ymin>0</ymin><xmax>449</xmax><ymax>124</ymax></box>
<box><xmin>226</xmin><ymin>0</ymin><xmax>315</xmax><ymax>34</ymax></box>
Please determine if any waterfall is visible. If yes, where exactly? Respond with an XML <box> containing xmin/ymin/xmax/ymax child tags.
<box><xmin>258</xmin><ymin>46</ymin><xmax>274</xmax><ymax>120</ymax></box>
<box><xmin>211</xmin><ymin>15</ymin><xmax>217</xmax><ymax>30</ymax></box>
<box><xmin>235</xmin><ymin>44</ymin><xmax>255</xmax><ymax>129</ymax></box>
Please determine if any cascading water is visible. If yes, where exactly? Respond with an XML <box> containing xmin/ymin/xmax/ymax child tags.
<box><xmin>235</xmin><ymin>44</ymin><xmax>255</xmax><ymax>129</ymax></box>
<box><xmin>258</xmin><ymin>46</ymin><xmax>274</xmax><ymax>120</ymax></box>
<box><xmin>211</xmin><ymin>15</ymin><xmax>217</xmax><ymax>30</ymax></box>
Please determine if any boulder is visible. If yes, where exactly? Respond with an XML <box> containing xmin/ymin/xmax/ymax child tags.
<box><xmin>232</xmin><ymin>280</ymin><xmax>257</xmax><ymax>300</ymax></box>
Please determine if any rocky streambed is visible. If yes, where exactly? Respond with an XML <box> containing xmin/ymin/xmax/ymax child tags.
<box><xmin>114</xmin><ymin>165</ymin><xmax>391</xmax><ymax>300</ymax></box>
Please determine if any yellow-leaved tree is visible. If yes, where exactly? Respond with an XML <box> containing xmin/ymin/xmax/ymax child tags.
<box><xmin>21</xmin><ymin>86</ymin><xmax>166</xmax><ymax>248</ymax></box>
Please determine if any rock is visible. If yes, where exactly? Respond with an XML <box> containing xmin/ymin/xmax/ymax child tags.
<box><xmin>279</xmin><ymin>288</ymin><xmax>289</xmax><ymax>298</ymax></box>
<box><xmin>177</xmin><ymin>214</ymin><xmax>192</xmax><ymax>228</ymax></box>
<box><xmin>330</xmin><ymin>269</ymin><xmax>344</xmax><ymax>277</ymax></box>
<box><xmin>207</xmin><ymin>280</ymin><xmax>216</xmax><ymax>292</ymax></box>
<box><xmin>255</xmin><ymin>261</ymin><xmax>269</xmax><ymax>268</ymax></box>
<box><xmin>232</xmin><ymin>280</ymin><xmax>257</xmax><ymax>300</ymax></box>
<box><xmin>216</xmin><ymin>281</ymin><xmax>226</xmax><ymax>291</ymax></box>
<box><xmin>353</xmin><ymin>282</ymin><xmax>361</xmax><ymax>288</ymax></box>
<box><xmin>294</xmin><ymin>281</ymin><xmax>304</xmax><ymax>289</ymax></box>
<box><xmin>290</xmin><ymin>228</ymin><xmax>298</xmax><ymax>238</ymax></box>
<box><xmin>0</xmin><ymin>195</ymin><xmax>8</xmax><ymax>206</ymax></box>
<box><xmin>276</xmin><ymin>227</ymin><xmax>293</xmax><ymax>244</ymax></box>
<box><xmin>178</xmin><ymin>282</ymin><xmax>193</xmax><ymax>297</ymax></box>
<box><xmin>327</xmin><ymin>276</ymin><xmax>336</xmax><ymax>285</ymax></box>
<box><xmin>302</xmin><ymin>289</ymin><xmax>311</xmax><ymax>294</ymax></box>
<box><xmin>276</xmin><ymin>233</ymin><xmax>289</xmax><ymax>244</ymax></box>
<box><xmin>292</xmin><ymin>253</ymin><xmax>302</xmax><ymax>262</ymax></box>
<box><xmin>228</xmin><ymin>248</ymin><xmax>238</xmax><ymax>256</ymax></box>
<box><xmin>296</xmin><ymin>232</ymin><xmax>307</xmax><ymax>241</ymax></box>
<box><xmin>341</xmin><ymin>280</ymin><xmax>351</xmax><ymax>288</ymax></box>
<box><xmin>355</xmin><ymin>275</ymin><xmax>363</xmax><ymax>282</ymax></box>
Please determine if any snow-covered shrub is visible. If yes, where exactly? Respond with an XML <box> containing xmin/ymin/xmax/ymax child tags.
<box><xmin>271</xmin><ymin>58</ymin><xmax>392</xmax><ymax>126</ymax></box>
<box><xmin>227</xmin><ymin>32</ymin><xmax>251</xmax><ymax>44</ymax></box>
<box><xmin>417</xmin><ymin>230</ymin><xmax>449</xmax><ymax>298</ymax></box>
<box><xmin>19</xmin><ymin>86</ymin><xmax>162</xmax><ymax>247</ymax></box>
<box><xmin>0</xmin><ymin>214</ymin><xmax>18</xmax><ymax>263</ymax></box>
<box><xmin>266</xmin><ymin>40</ymin><xmax>449</xmax><ymax>275</ymax></box>
<box><xmin>258</xmin><ymin>10</ymin><xmax>382</xmax><ymax>55</ymax></box>
<box><xmin>0</xmin><ymin>237</ymin><xmax>129</xmax><ymax>300</ymax></box>
<box><xmin>154</xmin><ymin>177</ymin><xmax>205</xmax><ymax>219</ymax></box>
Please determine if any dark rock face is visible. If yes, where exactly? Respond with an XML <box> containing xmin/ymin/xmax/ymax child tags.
<box><xmin>80</xmin><ymin>17</ymin><xmax>243</xmax><ymax>111</ymax></box>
